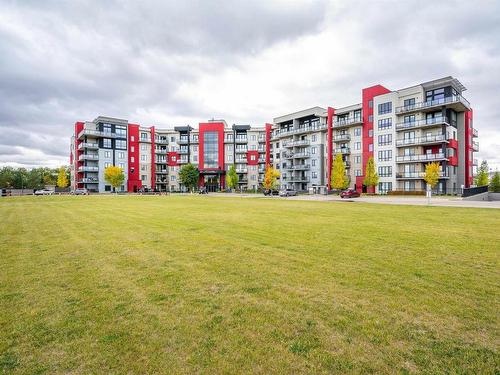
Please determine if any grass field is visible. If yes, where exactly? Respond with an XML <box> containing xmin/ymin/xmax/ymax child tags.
<box><xmin>0</xmin><ymin>195</ymin><xmax>499</xmax><ymax>374</ymax></box>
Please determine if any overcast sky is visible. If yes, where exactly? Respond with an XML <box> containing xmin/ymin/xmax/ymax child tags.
<box><xmin>0</xmin><ymin>0</ymin><xmax>499</xmax><ymax>170</ymax></box>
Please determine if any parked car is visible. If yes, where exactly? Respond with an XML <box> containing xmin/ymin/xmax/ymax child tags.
<box><xmin>199</xmin><ymin>187</ymin><xmax>208</xmax><ymax>194</ymax></box>
<box><xmin>340</xmin><ymin>189</ymin><xmax>360</xmax><ymax>198</ymax></box>
<box><xmin>263</xmin><ymin>189</ymin><xmax>279</xmax><ymax>196</ymax></box>
<box><xmin>279</xmin><ymin>188</ymin><xmax>297</xmax><ymax>197</ymax></box>
<box><xmin>73</xmin><ymin>188</ymin><xmax>88</xmax><ymax>195</ymax></box>
<box><xmin>34</xmin><ymin>189</ymin><xmax>54</xmax><ymax>196</ymax></box>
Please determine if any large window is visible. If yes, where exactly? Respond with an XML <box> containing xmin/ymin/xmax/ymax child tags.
<box><xmin>378</xmin><ymin>182</ymin><xmax>392</xmax><ymax>192</ymax></box>
<box><xmin>378</xmin><ymin>102</ymin><xmax>392</xmax><ymax>115</ymax></box>
<box><xmin>378</xmin><ymin>118</ymin><xmax>392</xmax><ymax>130</ymax></box>
<box><xmin>203</xmin><ymin>131</ymin><xmax>219</xmax><ymax>168</ymax></box>
<box><xmin>378</xmin><ymin>150</ymin><xmax>392</xmax><ymax>161</ymax></box>
<box><xmin>378</xmin><ymin>166</ymin><xmax>392</xmax><ymax>177</ymax></box>
<box><xmin>116</xmin><ymin>140</ymin><xmax>127</xmax><ymax>149</ymax></box>
<box><xmin>103</xmin><ymin>138</ymin><xmax>112</xmax><ymax>148</ymax></box>
<box><xmin>378</xmin><ymin>134</ymin><xmax>392</xmax><ymax>146</ymax></box>
<box><xmin>116</xmin><ymin>126</ymin><xmax>126</xmax><ymax>137</ymax></box>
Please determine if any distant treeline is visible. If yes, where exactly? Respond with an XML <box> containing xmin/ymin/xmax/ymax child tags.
<box><xmin>0</xmin><ymin>166</ymin><xmax>69</xmax><ymax>189</ymax></box>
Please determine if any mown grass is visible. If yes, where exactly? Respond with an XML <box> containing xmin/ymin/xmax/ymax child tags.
<box><xmin>0</xmin><ymin>195</ymin><xmax>499</xmax><ymax>374</ymax></box>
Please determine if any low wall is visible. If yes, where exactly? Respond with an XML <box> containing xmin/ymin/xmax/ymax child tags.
<box><xmin>489</xmin><ymin>193</ymin><xmax>500</xmax><ymax>201</ymax></box>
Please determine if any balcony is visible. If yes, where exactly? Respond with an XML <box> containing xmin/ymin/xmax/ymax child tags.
<box><xmin>178</xmin><ymin>148</ymin><xmax>189</xmax><ymax>154</ymax></box>
<box><xmin>155</xmin><ymin>148</ymin><xmax>168</xmax><ymax>154</ymax></box>
<box><xmin>396</xmin><ymin>134</ymin><xmax>447</xmax><ymax>147</ymax></box>
<box><xmin>284</xmin><ymin>151</ymin><xmax>311</xmax><ymax>159</ymax></box>
<box><xmin>178</xmin><ymin>158</ymin><xmax>188</xmax><ymax>164</ymax></box>
<box><xmin>156</xmin><ymin>169</ymin><xmax>168</xmax><ymax>174</ymax></box>
<box><xmin>273</xmin><ymin>124</ymin><xmax>327</xmax><ymax>138</ymax></box>
<box><xmin>473</xmin><ymin>159</ymin><xmax>478</xmax><ymax>166</ymax></box>
<box><xmin>289</xmin><ymin>177</ymin><xmax>309</xmax><ymax>183</ymax></box>
<box><xmin>78</xmin><ymin>154</ymin><xmax>99</xmax><ymax>161</ymax></box>
<box><xmin>396</xmin><ymin>153</ymin><xmax>447</xmax><ymax>163</ymax></box>
<box><xmin>395</xmin><ymin>94</ymin><xmax>471</xmax><ymax>115</ymax></box>
<box><xmin>155</xmin><ymin>138</ymin><xmax>168</xmax><ymax>144</ymax></box>
<box><xmin>78</xmin><ymin>166</ymin><xmax>99</xmax><ymax>172</ymax></box>
<box><xmin>288</xmin><ymin>164</ymin><xmax>310</xmax><ymax>170</ymax></box>
<box><xmin>155</xmin><ymin>159</ymin><xmax>167</xmax><ymax>164</ymax></box>
<box><xmin>238</xmin><ymin>178</ymin><xmax>249</xmax><ymax>183</ymax></box>
<box><xmin>472</xmin><ymin>128</ymin><xmax>478</xmax><ymax>138</ymax></box>
<box><xmin>235</xmin><ymin>137</ymin><xmax>248</xmax><ymax>143</ymax></box>
<box><xmin>235</xmin><ymin>148</ymin><xmax>248</xmax><ymax>153</ymax></box>
<box><xmin>177</xmin><ymin>137</ymin><xmax>189</xmax><ymax>144</ymax></box>
<box><xmin>79</xmin><ymin>178</ymin><xmax>98</xmax><ymax>184</ymax></box>
<box><xmin>78</xmin><ymin>129</ymin><xmax>118</xmax><ymax>139</ymax></box>
<box><xmin>333</xmin><ymin>117</ymin><xmax>363</xmax><ymax>128</ymax></box>
<box><xmin>472</xmin><ymin>141</ymin><xmax>479</xmax><ymax>152</ymax></box>
<box><xmin>344</xmin><ymin>161</ymin><xmax>351</xmax><ymax>168</ymax></box>
<box><xmin>258</xmin><ymin>136</ymin><xmax>266</xmax><ymax>143</ymax></box>
<box><xmin>334</xmin><ymin>134</ymin><xmax>350</xmax><ymax>141</ymax></box>
<box><xmin>283</xmin><ymin>139</ymin><xmax>310</xmax><ymax>147</ymax></box>
<box><xmin>190</xmin><ymin>137</ymin><xmax>199</xmax><ymax>143</ymax></box>
<box><xmin>258</xmin><ymin>147</ymin><xmax>266</xmax><ymax>153</ymax></box>
<box><xmin>395</xmin><ymin>117</ymin><xmax>449</xmax><ymax>131</ymax></box>
<box><xmin>258</xmin><ymin>157</ymin><xmax>266</xmax><ymax>163</ymax></box>
<box><xmin>140</xmin><ymin>137</ymin><xmax>152</xmax><ymax>143</ymax></box>
<box><xmin>334</xmin><ymin>147</ymin><xmax>351</xmax><ymax>154</ymax></box>
<box><xmin>396</xmin><ymin>171</ymin><xmax>448</xmax><ymax>179</ymax></box>
<box><xmin>78</xmin><ymin>142</ymin><xmax>99</xmax><ymax>150</ymax></box>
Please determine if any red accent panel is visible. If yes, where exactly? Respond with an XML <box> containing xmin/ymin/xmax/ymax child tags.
<box><xmin>464</xmin><ymin>109</ymin><xmax>473</xmax><ymax>187</ymax></box>
<box><xmin>423</xmin><ymin>145</ymin><xmax>441</xmax><ymax>154</ymax></box>
<box><xmin>327</xmin><ymin>107</ymin><xmax>334</xmax><ymax>190</ymax></box>
<box><xmin>127</xmin><ymin>124</ymin><xmax>142</xmax><ymax>192</ymax></box>
<box><xmin>448</xmin><ymin>139</ymin><xmax>458</xmax><ymax>149</ymax></box>
<box><xmin>150</xmin><ymin>126</ymin><xmax>155</xmax><ymax>190</ymax></box>
<box><xmin>198</xmin><ymin>122</ymin><xmax>225</xmax><ymax>171</ymax></box>
<box><xmin>448</xmin><ymin>155</ymin><xmax>458</xmax><ymax>166</ymax></box>
<box><xmin>247</xmin><ymin>150</ymin><xmax>259</xmax><ymax>166</ymax></box>
<box><xmin>167</xmin><ymin>152</ymin><xmax>180</xmax><ymax>166</ymax></box>
<box><xmin>357</xmin><ymin>85</ymin><xmax>391</xmax><ymax>193</ymax></box>
<box><xmin>265</xmin><ymin>123</ymin><xmax>272</xmax><ymax>166</ymax></box>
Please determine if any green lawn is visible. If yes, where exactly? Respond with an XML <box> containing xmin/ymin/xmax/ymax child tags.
<box><xmin>0</xmin><ymin>196</ymin><xmax>499</xmax><ymax>374</ymax></box>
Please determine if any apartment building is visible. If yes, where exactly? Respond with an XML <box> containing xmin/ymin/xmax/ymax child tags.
<box><xmin>270</xmin><ymin>76</ymin><xmax>477</xmax><ymax>194</ymax></box>
<box><xmin>71</xmin><ymin>119</ymin><xmax>269</xmax><ymax>193</ymax></box>
<box><xmin>70</xmin><ymin>76</ymin><xmax>478</xmax><ymax>194</ymax></box>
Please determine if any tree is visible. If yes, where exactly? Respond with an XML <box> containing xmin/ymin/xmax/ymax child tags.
<box><xmin>104</xmin><ymin>165</ymin><xmax>125</xmax><ymax>192</ymax></box>
<box><xmin>263</xmin><ymin>165</ymin><xmax>280</xmax><ymax>191</ymax></box>
<box><xmin>424</xmin><ymin>162</ymin><xmax>440</xmax><ymax>189</ymax></box>
<box><xmin>0</xmin><ymin>167</ymin><xmax>15</xmax><ymax>188</ymax></box>
<box><xmin>226</xmin><ymin>165</ymin><xmax>239</xmax><ymax>192</ymax></box>
<box><xmin>363</xmin><ymin>156</ymin><xmax>379</xmax><ymax>193</ymax></box>
<box><xmin>57</xmin><ymin>167</ymin><xmax>69</xmax><ymax>188</ymax></box>
<box><xmin>475</xmin><ymin>160</ymin><xmax>489</xmax><ymax>186</ymax></box>
<box><xmin>178</xmin><ymin>163</ymin><xmax>199</xmax><ymax>192</ymax></box>
<box><xmin>331</xmin><ymin>153</ymin><xmax>349</xmax><ymax>190</ymax></box>
<box><xmin>490</xmin><ymin>171</ymin><xmax>500</xmax><ymax>193</ymax></box>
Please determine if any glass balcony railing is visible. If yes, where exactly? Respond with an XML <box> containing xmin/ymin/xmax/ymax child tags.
<box><xmin>395</xmin><ymin>117</ymin><xmax>449</xmax><ymax>130</ymax></box>
<box><xmin>395</xmin><ymin>153</ymin><xmax>447</xmax><ymax>163</ymax></box>
<box><xmin>395</xmin><ymin>95</ymin><xmax>471</xmax><ymax>114</ymax></box>
<box><xmin>396</xmin><ymin>134</ymin><xmax>447</xmax><ymax>147</ymax></box>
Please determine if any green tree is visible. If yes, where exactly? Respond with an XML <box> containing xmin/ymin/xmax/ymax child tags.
<box><xmin>331</xmin><ymin>153</ymin><xmax>349</xmax><ymax>190</ymax></box>
<box><xmin>178</xmin><ymin>163</ymin><xmax>199</xmax><ymax>192</ymax></box>
<box><xmin>475</xmin><ymin>160</ymin><xmax>489</xmax><ymax>186</ymax></box>
<box><xmin>0</xmin><ymin>167</ymin><xmax>15</xmax><ymax>188</ymax></box>
<box><xmin>363</xmin><ymin>156</ymin><xmax>379</xmax><ymax>193</ymax></box>
<box><xmin>226</xmin><ymin>165</ymin><xmax>239</xmax><ymax>192</ymax></box>
<box><xmin>424</xmin><ymin>162</ymin><xmax>440</xmax><ymax>189</ymax></box>
<box><xmin>57</xmin><ymin>167</ymin><xmax>69</xmax><ymax>188</ymax></box>
<box><xmin>490</xmin><ymin>171</ymin><xmax>500</xmax><ymax>193</ymax></box>
<box><xmin>104</xmin><ymin>166</ymin><xmax>125</xmax><ymax>192</ymax></box>
<box><xmin>263</xmin><ymin>165</ymin><xmax>280</xmax><ymax>191</ymax></box>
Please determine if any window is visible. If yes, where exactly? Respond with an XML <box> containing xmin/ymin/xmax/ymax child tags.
<box><xmin>170</xmin><ymin>136</ymin><xmax>175</xmax><ymax>142</ymax></box>
<box><xmin>251</xmin><ymin>175</ymin><xmax>256</xmax><ymax>181</ymax></box>
<box><xmin>131</xmin><ymin>136</ymin><xmax>135</xmax><ymax>142</ymax></box>
<box><xmin>312</xmin><ymin>147</ymin><xmax>316</xmax><ymax>155</ymax></box>
<box><xmin>404</xmin><ymin>98</ymin><xmax>415</xmax><ymax>109</ymax></box>
<box><xmin>368</xmin><ymin>129</ymin><xmax>373</xmax><ymax>137</ymax></box>
<box><xmin>141</xmin><ymin>165</ymin><xmax>147</xmax><ymax>171</ymax></box>
<box><xmin>117</xmin><ymin>151</ymin><xmax>125</xmax><ymax>159</ymax></box>
<box><xmin>312</xmin><ymin>172</ymin><xmax>317</xmax><ymax>178</ymax></box>
<box><xmin>378</xmin><ymin>134</ymin><xmax>392</xmax><ymax>146</ymax></box>
<box><xmin>116</xmin><ymin>140</ymin><xmax>126</xmax><ymax>149</ymax></box>
<box><xmin>368</xmin><ymin>115</ymin><xmax>373</xmax><ymax>122</ymax></box>
<box><xmin>118</xmin><ymin>162</ymin><xmax>125</xmax><ymax>170</ymax></box>
<box><xmin>378</xmin><ymin>166</ymin><xmax>392</xmax><ymax>177</ymax></box>
<box><xmin>354</xmin><ymin>142</ymin><xmax>361</xmax><ymax>150</ymax></box>
<box><xmin>193</xmin><ymin>156</ymin><xmax>198</xmax><ymax>162</ymax></box>
<box><xmin>378</xmin><ymin>118</ymin><xmax>392</xmax><ymax>130</ymax></box>
<box><xmin>354</xmin><ymin>156</ymin><xmax>361</xmax><ymax>164</ymax></box>
<box><xmin>103</xmin><ymin>138</ymin><xmax>112</xmax><ymax>148</ymax></box>
<box><xmin>203</xmin><ymin>131</ymin><xmax>219</xmax><ymax>168</ymax></box>
<box><xmin>250</xmin><ymin>155</ymin><xmax>256</xmax><ymax>161</ymax></box>
<box><xmin>140</xmin><ymin>132</ymin><xmax>148</xmax><ymax>141</ymax></box>
<box><xmin>251</xmin><ymin>135</ymin><xmax>256</xmax><ymax>141</ymax></box>
<box><xmin>104</xmin><ymin>151</ymin><xmax>111</xmax><ymax>158</ymax></box>
<box><xmin>171</xmin><ymin>175</ymin><xmax>176</xmax><ymax>181</ymax></box>
<box><xmin>116</xmin><ymin>126</ymin><xmax>126</xmax><ymax>137</ymax></box>
<box><xmin>312</xmin><ymin>159</ymin><xmax>316</xmax><ymax>167</ymax></box>
<box><xmin>130</xmin><ymin>156</ymin><xmax>134</xmax><ymax>163</ymax></box>
<box><xmin>404</xmin><ymin>115</ymin><xmax>415</xmax><ymax>124</ymax></box>
<box><xmin>368</xmin><ymin>144</ymin><xmax>373</xmax><ymax>152</ymax></box>
<box><xmin>141</xmin><ymin>144</ymin><xmax>147</xmax><ymax>151</ymax></box>
<box><xmin>250</xmin><ymin>145</ymin><xmax>257</xmax><ymax>150</ymax></box>
<box><xmin>141</xmin><ymin>155</ymin><xmax>147</xmax><ymax>161</ymax></box>
<box><xmin>131</xmin><ymin>146</ymin><xmax>135</xmax><ymax>152</ymax></box>
<box><xmin>141</xmin><ymin>175</ymin><xmax>147</xmax><ymax>181</ymax></box>
<box><xmin>378</xmin><ymin>182</ymin><xmax>392</xmax><ymax>192</ymax></box>
<box><xmin>355</xmin><ymin>169</ymin><xmax>362</xmax><ymax>177</ymax></box>
<box><xmin>378</xmin><ymin>150</ymin><xmax>392</xmax><ymax>161</ymax></box>
<box><xmin>104</xmin><ymin>162</ymin><xmax>112</xmax><ymax>168</ymax></box>
<box><xmin>378</xmin><ymin>102</ymin><xmax>392</xmax><ymax>115</ymax></box>
<box><xmin>312</xmin><ymin>135</ymin><xmax>317</xmax><ymax>142</ymax></box>
<box><xmin>368</xmin><ymin>100</ymin><xmax>373</xmax><ymax>108</ymax></box>
<box><xmin>105</xmin><ymin>185</ymin><xmax>111</xmax><ymax>192</ymax></box>
<box><xmin>426</xmin><ymin>88</ymin><xmax>445</xmax><ymax>102</ymax></box>
<box><xmin>354</xmin><ymin>128</ymin><xmax>362</xmax><ymax>137</ymax></box>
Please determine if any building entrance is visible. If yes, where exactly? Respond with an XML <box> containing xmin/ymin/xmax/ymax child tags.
<box><xmin>204</xmin><ymin>175</ymin><xmax>220</xmax><ymax>192</ymax></box>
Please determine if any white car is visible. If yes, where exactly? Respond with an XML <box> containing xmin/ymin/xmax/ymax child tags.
<box><xmin>34</xmin><ymin>189</ymin><xmax>54</xmax><ymax>196</ymax></box>
<box><xmin>279</xmin><ymin>189</ymin><xmax>297</xmax><ymax>197</ymax></box>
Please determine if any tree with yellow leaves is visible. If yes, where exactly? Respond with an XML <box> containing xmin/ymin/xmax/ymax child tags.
<box><xmin>263</xmin><ymin>165</ymin><xmax>280</xmax><ymax>191</ymax></box>
<box><xmin>56</xmin><ymin>167</ymin><xmax>69</xmax><ymax>188</ymax></box>
<box><xmin>331</xmin><ymin>153</ymin><xmax>349</xmax><ymax>190</ymax></box>
<box><xmin>104</xmin><ymin>165</ymin><xmax>125</xmax><ymax>193</ymax></box>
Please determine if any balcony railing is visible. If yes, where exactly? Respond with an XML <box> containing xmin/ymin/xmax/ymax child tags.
<box><xmin>395</xmin><ymin>94</ymin><xmax>471</xmax><ymax>114</ymax></box>
<box><xmin>472</xmin><ymin>141</ymin><xmax>479</xmax><ymax>152</ymax></box>
<box><xmin>283</xmin><ymin>140</ymin><xmax>310</xmax><ymax>147</ymax></box>
<box><xmin>155</xmin><ymin>148</ymin><xmax>168</xmax><ymax>154</ymax></box>
<box><xmin>78</xmin><ymin>129</ymin><xmax>119</xmax><ymax>139</ymax></box>
<box><xmin>78</xmin><ymin>154</ymin><xmax>99</xmax><ymax>161</ymax></box>
<box><xmin>78</xmin><ymin>166</ymin><xmax>99</xmax><ymax>172</ymax></box>
<box><xmin>236</xmin><ymin>168</ymin><xmax>248</xmax><ymax>173</ymax></box>
<box><xmin>284</xmin><ymin>152</ymin><xmax>311</xmax><ymax>159</ymax></box>
<box><xmin>334</xmin><ymin>134</ymin><xmax>350</xmax><ymax>141</ymax></box>
<box><xmin>79</xmin><ymin>178</ymin><xmax>98</xmax><ymax>183</ymax></box>
<box><xmin>472</xmin><ymin>128</ymin><xmax>478</xmax><ymax>138</ymax></box>
<box><xmin>289</xmin><ymin>177</ymin><xmax>309</xmax><ymax>183</ymax></box>
<box><xmin>178</xmin><ymin>148</ymin><xmax>189</xmax><ymax>154</ymax></box>
<box><xmin>156</xmin><ymin>169</ymin><xmax>168</xmax><ymax>174</ymax></box>
<box><xmin>273</xmin><ymin>123</ymin><xmax>327</xmax><ymax>138</ymax></box>
<box><xmin>155</xmin><ymin>159</ymin><xmax>167</xmax><ymax>164</ymax></box>
<box><xmin>155</xmin><ymin>138</ymin><xmax>168</xmax><ymax>144</ymax></box>
<box><xmin>287</xmin><ymin>164</ymin><xmax>310</xmax><ymax>170</ymax></box>
<box><xmin>473</xmin><ymin>159</ymin><xmax>478</xmax><ymax>166</ymax></box>
<box><xmin>396</xmin><ymin>171</ymin><xmax>448</xmax><ymax>179</ymax></box>
<box><xmin>396</xmin><ymin>134</ymin><xmax>447</xmax><ymax>147</ymax></box>
<box><xmin>235</xmin><ymin>137</ymin><xmax>248</xmax><ymax>143</ymax></box>
<box><xmin>396</xmin><ymin>153</ymin><xmax>447</xmax><ymax>163</ymax></box>
<box><xmin>395</xmin><ymin>117</ymin><xmax>449</xmax><ymax>131</ymax></box>
<box><xmin>258</xmin><ymin>136</ymin><xmax>266</xmax><ymax>143</ymax></box>
<box><xmin>333</xmin><ymin>117</ymin><xmax>363</xmax><ymax>128</ymax></box>
<box><xmin>334</xmin><ymin>147</ymin><xmax>351</xmax><ymax>154</ymax></box>
<box><xmin>78</xmin><ymin>142</ymin><xmax>99</xmax><ymax>150</ymax></box>
<box><xmin>178</xmin><ymin>137</ymin><xmax>189</xmax><ymax>144</ymax></box>
<box><xmin>235</xmin><ymin>148</ymin><xmax>248</xmax><ymax>153</ymax></box>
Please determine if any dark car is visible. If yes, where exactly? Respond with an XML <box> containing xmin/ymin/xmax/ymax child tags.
<box><xmin>263</xmin><ymin>189</ymin><xmax>279</xmax><ymax>196</ymax></box>
<box><xmin>340</xmin><ymin>189</ymin><xmax>360</xmax><ymax>198</ymax></box>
